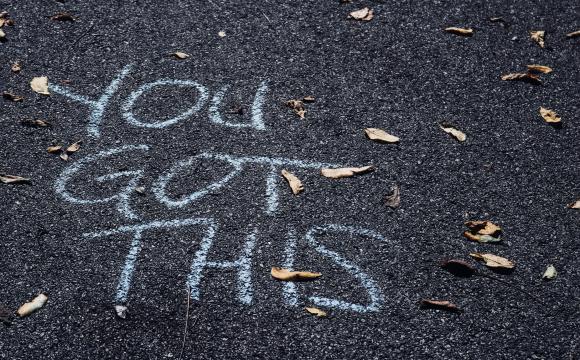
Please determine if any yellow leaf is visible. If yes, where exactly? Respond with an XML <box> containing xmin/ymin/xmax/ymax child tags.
<box><xmin>364</xmin><ymin>128</ymin><xmax>400</xmax><ymax>143</ymax></box>
<box><xmin>281</xmin><ymin>169</ymin><xmax>304</xmax><ymax>195</ymax></box>
<box><xmin>305</xmin><ymin>307</ymin><xmax>327</xmax><ymax>317</ymax></box>
<box><xmin>349</xmin><ymin>7</ymin><xmax>373</xmax><ymax>21</ymax></box>
<box><xmin>527</xmin><ymin>64</ymin><xmax>552</xmax><ymax>74</ymax></box>
<box><xmin>444</xmin><ymin>27</ymin><xmax>474</xmax><ymax>36</ymax></box>
<box><xmin>539</xmin><ymin>107</ymin><xmax>561</xmax><ymax>123</ymax></box>
<box><xmin>439</xmin><ymin>123</ymin><xmax>466</xmax><ymax>142</ymax></box>
<box><xmin>470</xmin><ymin>253</ymin><xmax>514</xmax><ymax>269</ymax></box>
<box><xmin>271</xmin><ymin>267</ymin><xmax>321</xmax><ymax>281</ymax></box>
<box><xmin>17</xmin><ymin>294</ymin><xmax>47</xmax><ymax>317</ymax></box>
<box><xmin>30</xmin><ymin>76</ymin><xmax>50</xmax><ymax>95</ymax></box>
<box><xmin>320</xmin><ymin>165</ymin><xmax>374</xmax><ymax>179</ymax></box>
<box><xmin>173</xmin><ymin>51</ymin><xmax>190</xmax><ymax>59</ymax></box>
<box><xmin>530</xmin><ymin>30</ymin><xmax>545</xmax><ymax>48</ymax></box>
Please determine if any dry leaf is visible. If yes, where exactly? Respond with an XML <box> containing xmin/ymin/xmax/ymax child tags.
<box><xmin>3</xmin><ymin>91</ymin><xmax>24</xmax><ymax>102</ymax></box>
<box><xmin>349</xmin><ymin>7</ymin><xmax>373</xmax><ymax>21</ymax></box>
<box><xmin>444</xmin><ymin>27</ymin><xmax>474</xmax><ymax>36</ymax></box>
<box><xmin>500</xmin><ymin>72</ymin><xmax>541</xmax><ymax>84</ymax></box>
<box><xmin>218</xmin><ymin>31</ymin><xmax>226</xmax><ymax>37</ymax></box>
<box><xmin>60</xmin><ymin>152</ymin><xmax>69</xmax><ymax>161</ymax></box>
<box><xmin>364</xmin><ymin>128</ymin><xmax>400</xmax><ymax>144</ymax></box>
<box><xmin>465</xmin><ymin>221</ymin><xmax>501</xmax><ymax>236</ymax></box>
<box><xmin>440</xmin><ymin>259</ymin><xmax>476</xmax><ymax>277</ymax></box>
<box><xmin>17</xmin><ymin>294</ymin><xmax>48</xmax><ymax>317</ymax></box>
<box><xmin>566</xmin><ymin>30</ymin><xmax>580</xmax><ymax>38</ymax></box>
<box><xmin>527</xmin><ymin>64</ymin><xmax>553</xmax><ymax>74</ymax></box>
<box><xmin>305</xmin><ymin>307</ymin><xmax>327</xmax><ymax>317</ymax></box>
<box><xmin>11</xmin><ymin>61</ymin><xmax>21</xmax><ymax>73</ymax></box>
<box><xmin>530</xmin><ymin>30</ymin><xmax>545</xmax><ymax>48</ymax></box>
<box><xmin>66</xmin><ymin>141</ymin><xmax>82</xmax><ymax>153</ymax></box>
<box><xmin>321</xmin><ymin>165</ymin><xmax>374</xmax><ymax>179</ymax></box>
<box><xmin>47</xmin><ymin>145</ymin><xmax>62</xmax><ymax>153</ymax></box>
<box><xmin>385</xmin><ymin>184</ymin><xmax>400</xmax><ymax>209</ymax></box>
<box><xmin>30</xmin><ymin>76</ymin><xmax>50</xmax><ymax>95</ymax></box>
<box><xmin>135</xmin><ymin>186</ymin><xmax>146</xmax><ymax>195</ymax></box>
<box><xmin>420</xmin><ymin>299</ymin><xmax>460</xmax><ymax>312</ymax></box>
<box><xmin>567</xmin><ymin>199</ymin><xmax>580</xmax><ymax>209</ymax></box>
<box><xmin>173</xmin><ymin>51</ymin><xmax>190</xmax><ymax>59</ymax></box>
<box><xmin>439</xmin><ymin>123</ymin><xmax>466</xmax><ymax>142</ymax></box>
<box><xmin>281</xmin><ymin>170</ymin><xmax>304</xmax><ymax>195</ymax></box>
<box><xmin>539</xmin><ymin>107</ymin><xmax>561</xmax><ymax>123</ymax></box>
<box><xmin>21</xmin><ymin>119</ymin><xmax>50</xmax><ymax>127</ymax></box>
<box><xmin>286</xmin><ymin>99</ymin><xmax>306</xmax><ymax>119</ymax></box>
<box><xmin>542</xmin><ymin>265</ymin><xmax>557</xmax><ymax>280</ymax></box>
<box><xmin>295</xmin><ymin>109</ymin><xmax>306</xmax><ymax>119</ymax></box>
<box><xmin>271</xmin><ymin>267</ymin><xmax>321</xmax><ymax>281</ymax></box>
<box><xmin>303</xmin><ymin>96</ymin><xmax>315</xmax><ymax>103</ymax></box>
<box><xmin>470</xmin><ymin>253</ymin><xmax>514</xmax><ymax>269</ymax></box>
<box><xmin>463</xmin><ymin>232</ymin><xmax>501</xmax><ymax>243</ymax></box>
<box><xmin>115</xmin><ymin>305</ymin><xmax>128</xmax><ymax>319</ymax></box>
<box><xmin>50</xmin><ymin>12</ymin><xmax>75</xmax><ymax>21</ymax></box>
<box><xmin>0</xmin><ymin>174</ymin><xmax>30</xmax><ymax>184</ymax></box>
<box><xmin>0</xmin><ymin>29</ymin><xmax>5</xmax><ymax>40</ymax></box>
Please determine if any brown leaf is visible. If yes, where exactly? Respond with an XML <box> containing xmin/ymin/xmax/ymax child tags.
<box><xmin>463</xmin><ymin>231</ymin><xmax>501</xmax><ymax>243</ymax></box>
<box><xmin>281</xmin><ymin>169</ymin><xmax>304</xmax><ymax>195</ymax></box>
<box><xmin>21</xmin><ymin>119</ymin><xmax>51</xmax><ymax>127</ymax></box>
<box><xmin>530</xmin><ymin>30</ymin><xmax>545</xmax><ymax>48</ymax></box>
<box><xmin>465</xmin><ymin>220</ymin><xmax>501</xmax><ymax>236</ymax></box>
<box><xmin>385</xmin><ymin>184</ymin><xmax>400</xmax><ymax>209</ymax></box>
<box><xmin>349</xmin><ymin>7</ymin><xmax>373</xmax><ymax>21</ymax></box>
<box><xmin>539</xmin><ymin>107</ymin><xmax>561</xmax><ymax>123</ymax></box>
<box><xmin>567</xmin><ymin>200</ymin><xmax>580</xmax><ymax>209</ymax></box>
<box><xmin>321</xmin><ymin>165</ymin><xmax>374</xmax><ymax>179</ymax></box>
<box><xmin>0</xmin><ymin>174</ymin><xmax>30</xmax><ymax>184</ymax></box>
<box><xmin>47</xmin><ymin>145</ymin><xmax>63</xmax><ymax>153</ymax></box>
<box><xmin>17</xmin><ymin>294</ymin><xmax>48</xmax><ymax>317</ymax></box>
<box><xmin>66</xmin><ymin>141</ymin><xmax>82</xmax><ymax>153</ymax></box>
<box><xmin>566</xmin><ymin>30</ymin><xmax>580</xmax><ymax>38</ymax></box>
<box><xmin>30</xmin><ymin>76</ymin><xmax>50</xmax><ymax>95</ymax></box>
<box><xmin>3</xmin><ymin>91</ymin><xmax>24</xmax><ymax>102</ymax></box>
<box><xmin>364</xmin><ymin>128</ymin><xmax>400</xmax><ymax>144</ymax></box>
<box><xmin>50</xmin><ymin>12</ymin><xmax>75</xmax><ymax>21</ymax></box>
<box><xmin>172</xmin><ymin>51</ymin><xmax>190</xmax><ymax>59</ymax></box>
<box><xmin>11</xmin><ymin>61</ymin><xmax>21</xmax><ymax>73</ymax></box>
<box><xmin>527</xmin><ymin>64</ymin><xmax>553</xmax><ymax>74</ymax></box>
<box><xmin>271</xmin><ymin>267</ymin><xmax>321</xmax><ymax>281</ymax></box>
<box><xmin>303</xmin><ymin>96</ymin><xmax>315</xmax><ymax>103</ymax></box>
<box><xmin>286</xmin><ymin>99</ymin><xmax>306</xmax><ymax>119</ymax></box>
<box><xmin>500</xmin><ymin>72</ymin><xmax>541</xmax><ymax>84</ymax></box>
<box><xmin>420</xmin><ymin>299</ymin><xmax>460</xmax><ymax>312</ymax></box>
<box><xmin>470</xmin><ymin>253</ymin><xmax>514</xmax><ymax>269</ymax></box>
<box><xmin>440</xmin><ymin>259</ymin><xmax>476</xmax><ymax>277</ymax></box>
<box><xmin>444</xmin><ymin>27</ymin><xmax>474</xmax><ymax>36</ymax></box>
<box><xmin>439</xmin><ymin>123</ymin><xmax>466</xmax><ymax>142</ymax></box>
<box><xmin>305</xmin><ymin>307</ymin><xmax>327</xmax><ymax>317</ymax></box>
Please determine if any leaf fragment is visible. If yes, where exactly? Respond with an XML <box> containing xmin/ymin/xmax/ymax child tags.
<box><xmin>385</xmin><ymin>184</ymin><xmax>400</xmax><ymax>209</ymax></box>
<box><xmin>439</xmin><ymin>123</ymin><xmax>466</xmax><ymax>142</ymax></box>
<box><xmin>50</xmin><ymin>12</ymin><xmax>75</xmax><ymax>22</ymax></box>
<box><xmin>218</xmin><ymin>31</ymin><xmax>226</xmax><ymax>37</ymax></box>
<box><xmin>271</xmin><ymin>267</ymin><xmax>321</xmax><ymax>281</ymax></box>
<box><xmin>305</xmin><ymin>307</ymin><xmax>327</xmax><ymax>317</ymax></box>
<box><xmin>0</xmin><ymin>174</ymin><xmax>30</xmax><ymax>184</ymax></box>
<box><xmin>66</xmin><ymin>141</ymin><xmax>82</xmax><ymax>153</ymax></box>
<box><xmin>530</xmin><ymin>30</ymin><xmax>545</xmax><ymax>48</ymax></box>
<box><xmin>364</xmin><ymin>128</ymin><xmax>400</xmax><ymax>144</ymax></box>
<box><xmin>539</xmin><ymin>107</ymin><xmax>561</xmax><ymax>123</ymax></box>
<box><xmin>470</xmin><ymin>253</ymin><xmax>514</xmax><ymax>269</ymax></box>
<box><xmin>21</xmin><ymin>119</ymin><xmax>51</xmax><ymax>127</ymax></box>
<box><xmin>527</xmin><ymin>64</ymin><xmax>552</xmax><ymax>74</ymax></box>
<box><xmin>11</xmin><ymin>61</ymin><xmax>21</xmax><ymax>73</ymax></box>
<box><xmin>302</xmin><ymin>95</ymin><xmax>315</xmax><ymax>103</ymax></box>
<box><xmin>542</xmin><ymin>265</ymin><xmax>557</xmax><ymax>280</ymax></box>
<box><xmin>567</xmin><ymin>199</ymin><xmax>580</xmax><ymax>209</ymax></box>
<box><xmin>281</xmin><ymin>169</ymin><xmax>304</xmax><ymax>195</ymax></box>
<box><xmin>500</xmin><ymin>72</ymin><xmax>541</xmax><ymax>84</ymax></box>
<box><xmin>465</xmin><ymin>220</ymin><xmax>501</xmax><ymax>236</ymax></box>
<box><xmin>47</xmin><ymin>145</ymin><xmax>62</xmax><ymax>153</ymax></box>
<box><xmin>30</xmin><ymin>76</ymin><xmax>50</xmax><ymax>95</ymax></box>
<box><xmin>59</xmin><ymin>152</ymin><xmax>69</xmax><ymax>161</ymax></box>
<box><xmin>349</xmin><ymin>7</ymin><xmax>373</xmax><ymax>21</ymax></box>
<box><xmin>17</xmin><ymin>294</ymin><xmax>48</xmax><ymax>317</ymax></box>
<box><xmin>440</xmin><ymin>259</ymin><xmax>475</xmax><ymax>277</ymax></box>
<box><xmin>0</xmin><ymin>29</ymin><xmax>5</xmax><ymax>40</ymax></box>
<box><xmin>420</xmin><ymin>299</ymin><xmax>460</xmax><ymax>312</ymax></box>
<box><xmin>444</xmin><ymin>27</ymin><xmax>474</xmax><ymax>36</ymax></box>
<box><xmin>172</xmin><ymin>51</ymin><xmax>190</xmax><ymax>59</ymax></box>
<box><xmin>463</xmin><ymin>232</ymin><xmax>501</xmax><ymax>243</ymax></box>
<box><xmin>566</xmin><ymin>30</ymin><xmax>580</xmax><ymax>38</ymax></box>
<box><xmin>2</xmin><ymin>91</ymin><xmax>24</xmax><ymax>102</ymax></box>
<box><xmin>321</xmin><ymin>165</ymin><xmax>374</xmax><ymax>179</ymax></box>
<box><xmin>115</xmin><ymin>305</ymin><xmax>128</xmax><ymax>319</ymax></box>
<box><xmin>286</xmin><ymin>99</ymin><xmax>306</xmax><ymax>119</ymax></box>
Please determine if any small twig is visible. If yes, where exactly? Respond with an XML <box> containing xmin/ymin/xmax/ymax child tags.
<box><xmin>178</xmin><ymin>285</ymin><xmax>191</xmax><ymax>360</ymax></box>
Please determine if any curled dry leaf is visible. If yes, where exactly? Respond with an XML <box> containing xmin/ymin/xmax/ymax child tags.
<box><xmin>50</xmin><ymin>12</ymin><xmax>75</xmax><ymax>21</ymax></box>
<box><xmin>444</xmin><ymin>27</ymin><xmax>474</xmax><ymax>36</ymax></box>
<box><xmin>21</xmin><ymin>119</ymin><xmax>50</xmax><ymax>127</ymax></box>
<box><xmin>530</xmin><ymin>30</ymin><xmax>545</xmax><ymax>48</ymax></box>
<box><xmin>30</xmin><ymin>76</ymin><xmax>50</xmax><ymax>95</ymax></box>
<box><xmin>527</xmin><ymin>64</ymin><xmax>553</xmax><ymax>74</ymax></box>
<box><xmin>470</xmin><ymin>253</ymin><xmax>514</xmax><ymax>269</ymax></box>
<box><xmin>539</xmin><ymin>107</ymin><xmax>561</xmax><ymax>123</ymax></box>
<box><xmin>173</xmin><ymin>51</ymin><xmax>190</xmax><ymax>59</ymax></box>
<box><xmin>420</xmin><ymin>299</ymin><xmax>460</xmax><ymax>312</ymax></box>
<box><xmin>385</xmin><ymin>184</ymin><xmax>400</xmax><ymax>209</ymax></box>
<box><xmin>542</xmin><ymin>265</ymin><xmax>557</xmax><ymax>280</ymax></box>
<box><xmin>271</xmin><ymin>267</ymin><xmax>321</xmax><ymax>281</ymax></box>
<box><xmin>321</xmin><ymin>165</ymin><xmax>374</xmax><ymax>179</ymax></box>
<box><xmin>440</xmin><ymin>259</ymin><xmax>476</xmax><ymax>277</ymax></box>
<box><xmin>567</xmin><ymin>199</ymin><xmax>580</xmax><ymax>209</ymax></box>
<box><xmin>66</xmin><ymin>141</ymin><xmax>82</xmax><ymax>153</ymax></box>
<box><xmin>465</xmin><ymin>221</ymin><xmax>501</xmax><ymax>236</ymax></box>
<box><xmin>3</xmin><ymin>91</ymin><xmax>24</xmax><ymax>102</ymax></box>
<box><xmin>439</xmin><ymin>123</ymin><xmax>466</xmax><ymax>142</ymax></box>
<box><xmin>286</xmin><ymin>99</ymin><xmax>306</xmax><ymax>119</ymax></box>
<box><xmin>463</xmin><ymin>232</ymin><xmax>501</xmax><ymax>243</ymax></box>
<box><xmin>501</xmin><ymin>72</ymin><xmax>541</xmax><ymax>84</ymax></box>
<box><xmin>281</xmin><ymin>169</ymin><xmax>304</xmax><ymax>195</ymax></box>
<box><xmin>0</xmin><ymin>174</ymin><xmax>30</xmax><ymax>184</ymax></box>
<box><xmin>305</xmin><ymin>307</ymin><xmax>327</xmax><ymax>317</ymax></box>
<box><xmin>47</xmin><ymin>145</ymin><xmax>62</xmax><ymax>153</ymax></box>
<box><xmin>364</xmin><ymin>128</ymin><xmax>400</xmax><ymax>144</ymax></box>
<box><xmin>11</xmin><ymin>62</ymin><xmax>21</xmax><ymax>73</ymax></box>
<box><xmin>115</xmin><ymin>305</ymin><xmax>128</xmax><ymax>319</ymax></box>
<box><xmin>17</xmin><ymin>294</ymin><xmax>48</xmax><ymax>317</ymax></box>
<box><xmin>566</xmin><ymin>30</ymin><xmax>580</xmax><ymax>38</ymax></box>
<box><xmin>349</xmin><ymin>7</ymin><xmax>373</xmax><ymax>21</ymax></box>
